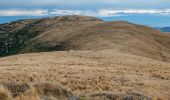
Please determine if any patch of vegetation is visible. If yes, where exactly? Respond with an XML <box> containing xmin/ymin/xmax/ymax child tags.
<box><xmin>0</xmin><ymin>18</ymin><xmax>73</xmax><ymax>57</ymax></box>
<box><xmin>20</xmin><ymin>41</ymin><xmax>68</xmax><ymax>53</ymax></box>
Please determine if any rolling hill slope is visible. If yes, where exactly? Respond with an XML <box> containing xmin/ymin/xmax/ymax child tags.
<box><xmin>0</xmin><ymin>15</ymin><xmax>170</xmax><ymax>99</ymax></box>
<box><xmin>0</xmin><ymin>15</ymin><xmax>170</xmax><ymax>62</ymax></box>
<box><xmin>0</xmin><ymin>50</ymin><xmax>170</xmax><ymax>99</ymax></box>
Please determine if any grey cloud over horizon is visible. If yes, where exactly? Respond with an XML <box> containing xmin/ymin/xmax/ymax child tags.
<box><xmin>1</xmin><ymin>9</ymin><xmax>170</xmax><ymax>17</ymax></box>
<box><xmin>0</xmin><ymin>0</ymin><xmax>170</xmax><ymax>10</ymax></box>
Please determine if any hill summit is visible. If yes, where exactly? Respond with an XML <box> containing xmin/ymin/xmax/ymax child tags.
<box><xmin>0</xmin><ymin>15</ymin><xmax>170</xmax><ymax>62</ymax></box>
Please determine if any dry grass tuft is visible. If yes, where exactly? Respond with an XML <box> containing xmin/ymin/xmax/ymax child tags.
<box><xmin>3</xmin><ymin>83</ymin><xmax>30</xmax><ymax>97</ymax></box>
<box><xmin>34</xmin><ymin>82</ymin><xmax>72</xmax><ymax>99</ymax></box>
<box><xmin>0</xmin><ymin>82</ymin><xmax>73</xmax><ymax>100</ymax></box>
<box><xmin>0</xmin><ymin>86</ymin><xmax>11</xmax><ymax>100</ymax></box>
<box><xmin>89</xmin><ymin>92</ymin><xmax>118</xmax><ymax>100</ymax></box>
<box><xmin>15</xmin><ymin>87</ymin><xmax>41</xmax><ymax>100</ymax></box>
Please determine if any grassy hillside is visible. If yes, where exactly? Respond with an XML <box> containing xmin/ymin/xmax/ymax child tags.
<box><xmin>1</xmin><ymin>15</ymin><xmax>170</xmax><ymax>62</ymax></box>
<box><xmin>0</xmin><ymin>50</ymin><xmax>169</xmax><ymax>99</ymax></box>
<box><xmin>0</xmin><ymin>15</ymin><xmax>170</xmax><ymax>100</ymax></box>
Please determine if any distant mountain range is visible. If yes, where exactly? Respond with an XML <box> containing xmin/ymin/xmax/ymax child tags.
<box><xmin>156</xmin><ymin>27</ymin><xmax>170</xmax><ymax>32</ymax></box>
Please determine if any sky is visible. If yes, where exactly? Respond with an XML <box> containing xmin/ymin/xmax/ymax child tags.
<box><xmin>0</xmin><ymin>0</ymin><xmax>170</xmax><ymax>27</ymax></box>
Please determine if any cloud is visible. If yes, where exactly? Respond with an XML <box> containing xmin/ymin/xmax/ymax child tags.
<box><xmin>50</xmin><ymin>9</ymin><xmax>124</xmax><ymax>17</ymax></box>
<box><xmin>98</xmin><ymin>9</ymin><xmax>170</xmax><ymax>16</ymax></box>
<box><xmin>50</xmin><ymin>10</ymin><xmax>82</xmax><ymax>15</ymax></box>
<box><xmin>0</xmin><ymin>9</ymin><xmax>170</xmax><ymax>17</ymax></box>
<box><xmin>50</xmin><ymin>10</ymin><xmax>103</xmax><ymax>17</ymax></box>
<box><xmin>1</xmin><ymin>0</ymin><xmax>170</xmax><ymax>10</ymax></box>
<box><xmin>0</xmin><ymin>9</ymin><xmax>48</xmax><ymax>16</ymax></box>
<box><xmin>50</xmin><ymin>9</ymin><xmax>170</xmax><ymax>17</ymax></box>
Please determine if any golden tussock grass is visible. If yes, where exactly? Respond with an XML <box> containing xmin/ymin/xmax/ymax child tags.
<box><xmin>0</xmin><ymin>86</ymin><xmax>11</xmax><ymax>100</ymax></box>
<box><xmin>0</xmin><ymin>50</ymin><xmax>169</xmax><ymax>99</ymax></box>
